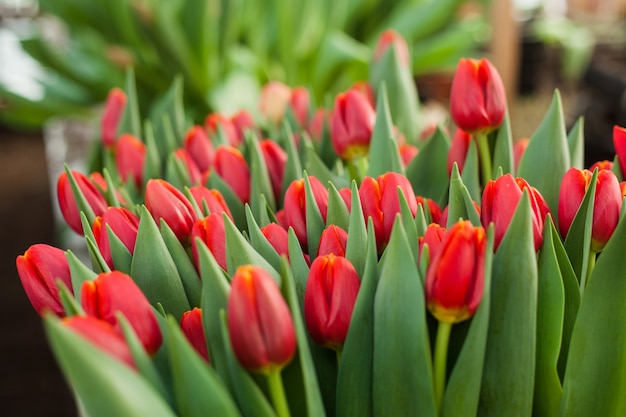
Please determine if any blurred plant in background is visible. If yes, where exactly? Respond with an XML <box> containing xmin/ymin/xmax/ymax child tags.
<box><xmin>0</xmin><ymin>0</ymin><xmax>491</xmax><ymax>129</ymax></box>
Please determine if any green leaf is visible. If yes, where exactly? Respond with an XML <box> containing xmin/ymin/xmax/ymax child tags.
<box><xmin>567</xmin><ymin>117</ymin><xmax>585</xmax><ymax>170</ymax></box>
<box><xmin>65</xmin><ymin>250</ymin><xmax>98</xmax><ymax>302</ymax></box>
<box><xmin>558</xmin><ymin>209</ymin><xmax>626</xmax><ymax>416</ymax></box>
<box><xmin>492</xmin><ymin>111</ymin><xmax>514</xmax><ymax>176</ymax></box>
<box><xmin>118</xmin><ymin>68</ymin><xmax>142</xmax><ymax>138</ymax></box>
<box><xmin>208</xmin><ymin>172</ymin><xmax>247</xmax><ymax>230</ymax></box>
<box><xmin>287</xmin><ymin>229</ymin><xmax>311</xmax><ymax>309</ymax></box>
<box><xmin>130</xmin><ymin>206</ymin><xmax>190</xmax><ymax>319</ymax></box>
<box><xmin>304</xmin><ymin>142</ymin><xmax>350</xmax><ymax>190</ymax></box>
<box><xmin>326</xmin><ymin>182</ymin><xmax>351</xmax><ymax>230</ymax></box>
<box><xmin>57</xmin><ymin>279</ymin><xmax>83</xmax><ymax>317</ymax></box>
<box><xmin>165</xmin><ymin>316</ymin><xmax>241</xmax><ymax>417</ymax></box>
<box><xmin>446</xmin><ymin>164</ymin><xmax>481</xmax><ymax>228</ymax></box>
<box><xmin>406</xmin><ymin>127</ymin><xmax>450</xmax><ymax>206</ymax></box>
<box><xmin>366</xmin><ymin>84</ymin><xmax>404</xmax><ymax>178</ymax></box>
<box><xmin>247</xmin><ymin>133</ymin><xmax>277</xmax><ymax>216</ymax></box>
<box><xmin>517</xmin><ymin>90</ymin><xmax>571</xmax><ymax>214</ymax></box>
<box><xmin>44</xmin><ymin>315</ymin><xmax>177</xmax><ymax>417</ymax></box>
<box><xmin>245</xmin><ymin>205</ymin><xmax>283</xmax><ymax>272</ymax></box>
<box><xmin>460</xmin><ymin>139</ymin><xmax>481</xmax><ymax>203</ymax></box>
<box><xmin>280</xmin><ymin>122</ymin><xmax>304</xmax><ymax>197</ymax></box>
<box><xmin>479</xmin><ymin>193</ymin><xmax>537</xmax><ymax>416</ymax></box>
<box><xmin>304</xmin><ymin>174</ymin><xmax>326</xmax><ymax>257</ymax></box>
<box><xmin>64</xmin><ymin>164</ymin><xmax>96</xmax><ymax>226</ymax></box>
<box><xmin>345</xmin><ymin>181</ymin><xmax>368</xmax><ymax>276</ymax></box>
<box><xmin>106</xmin><ymin>225</ymin><xmax>133</xmax><ymax>274</ymax></box>
<box><xmin>373</xmin><ymin>216</ymin><xmax>436</xmax><ymax>416</ymax></box>
<box><xmin>149</xmin><ymin>76</ymin><xmax>186</xmax><ymax>141</ymax></box>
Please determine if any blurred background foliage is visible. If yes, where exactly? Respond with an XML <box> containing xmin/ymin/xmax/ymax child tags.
<box><xmin>0</xmin><ymin>0</ymin><xmax>492</xmax><ymax>130</ymax></box>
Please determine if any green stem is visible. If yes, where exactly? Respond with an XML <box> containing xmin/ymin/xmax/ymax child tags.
<box><xmin>434</xmin><ymin>321</ymin><xmax>453</xmax><ymax>415</ymax></box>
<box><xmin>580</xmin><ymin>250</ymin><xmax>597</xmax><ymax>296</ymax></box>
<box><xmin>266</xmin><ymin>369</ymin><xmax>291</xmax><ymax>417</ymax></box>
<box><xmin>476</xmin><ymin>133</ymin><xmax>492</xmax><ymax>186</ymax></box>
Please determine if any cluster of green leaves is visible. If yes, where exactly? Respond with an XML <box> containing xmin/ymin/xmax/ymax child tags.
<box><xmin>0</xmin><ymin>0</ymin><xmax>491</xmax><ymax>129</ymax></box>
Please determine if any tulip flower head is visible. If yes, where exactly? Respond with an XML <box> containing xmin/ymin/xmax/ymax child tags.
<box><xmin>260</xmin><ymin>223</ymin><xmax>290</xmax><ymax>259</ymax></box>
<box><xmin>450</xmin><ymin>58</ymin><xmax>506</xmax><ymax>134</ymax></box>
<box><xmin>57</xmin><ymin>170</ymin><xmax>109</xmax><ymax>235</ymax></box>
<box><xmin>304</xmin><ymin>254</ymin><xmax>361</xmax><ymax>350</ymax></box>
<box><xmin>259</xmin><ymin>81</ymin><xmax>292</xmax><ymax>126</ymax></box>
<box><xmin>101</xmin><ymin>88</ymin><xmax>127</xmax><ymax>148</ymax></box>
<box><xmin>190</xmin><ymin>213</ymin><xmax>227</xmax><ymax>271</ymax></box>
<box><xmin>425</xmin><ymin>221</ymin><xmax>486</xmax><ymax>323</ymax></box>
<box><xmin>447</xmin><ymin>128</ymin><xmax>472</xmax><ymax>175</ymax></box>
<box><xmin>418</xmin><ymin>223</ymin><xmax>447</xmax><ymax>263</ymax></box>
<box><xmin>145</xmin><ymin>179</ymin><xmax>197</xmax><ymax>243</ymax></box>
<box><xmin>282</xmin><ymin>176</ymin><xmax>329</xmax><ymax>252</ymax></box>
<box><xmin>613</xmin><ymin>125</ymin><xmax>626</xmax><ymax>178</ymax></box>
<box><xmin>188</xmin><ymin>185</ymin><xmax>232</xmax><ymax>219</ymax></box>
<box><xmin>227</xmin><ymin>266</ymin><xmax>296</xmax><ymax>373</ymax></box>
<box><xmin>16</xmin><ymin>244</ymin><xmax>73</xmax><ymax>316</ymax></box>
<box><xmin>259</xmin><ymin>139</ymin><xmax>288</xmax><ymax>201</ymax></box>
<box><xmin>92</xmin><ymin>207</ymin><xmax>140</xmax><ymax>269</ymax></box>
<box><xmin>213</xmin><ymin>146</ymin><xmax>251</xmax><ymax>204</ymax></box>
<box><xmin>173</xmin><ymin>148</ymin><xmax>203</xmax><ymax>185</ymax></box>
<box><xmin>115</xmin><ymin>134</ymin><xmax>146</xmax><ymax>188</ymax></box>
<box><xmin>373</xmin><ymin>29</ymin><xmax>410</xmax><ymax>67</ymax></box>
<box><xmin>184</xmin><ymin>125</ymin><xmax>215</xmax><ymax>172</ymax></box>
<box><xmin>289</xmin><ymin>86</ymin><xmax>311</xmax><ymax>128</ymax></box>
<box><xmin>330</xmin><ymin>88</ymin><xmax>376</xmax><ymax>160</ymax></box>
<box><xmin>180</xmin><ymin>308</ymin><xmax>210</xmax><ymax>363</ymax></box>
<box><xmin>204</xmin><ymin>113</ymin><xmax>240</xmax><ymax>147</ymax></box>
<box><xmin>231</xmin><ymin>110</ymin><xmax>256</xmax><ymax>145</ymax></box>
<box><xmin>317</xmin><ymin>225</ymin><xmax>349</xmax><ymax>257</ymax></box>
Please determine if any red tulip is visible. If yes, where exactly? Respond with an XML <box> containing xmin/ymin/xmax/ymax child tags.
<box><xmin>173</xmin><ymin>148</ymin><xmax>203</xmax><ymax>185</ymax></box>
<box><xmin>214</xmin><ymin>146</ymin><xmax>251</xmax><ymax>204</ymax></box>
<box><xmin>115</xmin><ymin>134</ymin><xmax>146</xmax><ymax>188</ymax></box>
<box><xmin>373</xmin><ymin>29</ymin><xmax>410</xmax><ymax>66</ymax></box>
<box><xmin>260</xmin><ymin>223</ymin><xmax>290</xmax><ymax>259</ymax></box>
<box><xmin>418</xmin><ymin>223</ymin><xmax>447</xmax><ymax>262</ymax></box>
<box><xmin>64</xmin><ymin>316</ymin><xmax>135</xmax><ymax>368</ymax></box>
<box><xmin>308</xmin><ymin>108</ymin><xmax>329</xmax><ymax>143</ymax></box>
<box><xmin>399</xmin><ymin>144</ymin><xmax>419</xmax><ymax>167</ymax></box>
<box><xmin>450</xmin><ymin>58</ymin><xmax>506</xmax><ymax>134</ymax></box>
<box><xmin>338</xmin><ymin>187</ymin><xmax>352</xmax><ymax>212</ymax></box>
<box><xmin>283</xmin><ymin>176</ymin><xmax>329</xmax><ymax>252</ymax></box>
<box><xmin>481</xmin><ymin>174</ymin><xmax>550</xmax><ymax>251</ymax></box>
<box><xmin>231</xmin><ymin>110</ymin><xmax>256</xmax><ymax>145</ymax></box>
<box><xmin>330</xmin><ymin>88</ymin><xmax>376</xmax><ymax>160</ymax></box>
<box><xmin>558</xmin><ymin>168</ymin><xmax>622</xmax><ymax>251</ymax></box>
<box><xmin>81</xmin><ymin>271</ymin><xmax>162</xmax><ymax>355</ymax></box>
<box><xmin>359</xmin><ymin>172</ymin><xmax>418</xmax><ymax>252</ymax></box>
<box><xmin>447</xmin><ymin>128</ymin><xmax>472</xmax><ymax>175</ymax></box>
<box><xmin>259</xmin><ymin>81</ymin><xmax>292</xmax><ymax>126</ymax></box>
<box><xmin>180</xmin><ymin>308</ymin><xmax>210</xmax><ymax>363</ymax></box>
<box><xmin>57</xmin><ymin>170</ymin><xmax>108</xmax><ymax>234</ymax></box>
<box><xmin>101</xmin><ymin>88</ymin><xmax>127</xmax><ymax>148</ymax></box>
<box><xmin>16</xmin><ymin>244</ymin><xmax>72</xmax><ymax>316</ymax></box>
<box><xmin>350</xmin><ymin>81</ymin><xmax>376</xmax><ymax>109</ymax></box>
<box><xmin>289</xmin><ymin>87</ymin><xmax>311</xmax><ymax>128</ymax></box>
<box><xmin>613</xmin><ymin>125</ymin><xmax>626</xmax><ymax>178</ymax></box>
<box><xmin>425</xmin><ymin>221</ymin><xmax>486</xmax><ymax>323</ymax></box>
<box><xmin>304</xmin><ymin>254</ymin><xmax>360</xmax><ymax>350</ymax></box>
<box><xmin>317</xmin><ymin>225</ymin><xmax>348</xmax><ymax>257</ymax></box>
<box><xmin>188</xmin><ymin>185</ymin><xmax>232</xmax><ymax>220</ymax></box>
<box><xmin>416</xmin><ymin>196</ymin><xmax>443</xmax><ymax>225</ymax></box>
<box><xmin>145</xmin><ymin>179</ymin><xmax>197</xmax><ymax>243</ymax></box>
<box><xmin>205</xmin><ymin>113</ymin><xmax>240</xmax><ymax>147</ymax></box>
<box><xmin>227</xmin><ymin>265</ymin><xmax>296</xmax><ymax>372</ymax></box>
<box><xmin>259</xmin><ymin>139</ymin><xmax>287</xmax><ymax>201</ymax></box>
<box><xmin>184</xmin><ymin>125</ymin><xmax>214</xmax><ymax>172</ymax></box>
<box><xmin>89</xmin><ymin>172</ymin><xmax>128</xmax><ymax>207</ymax></box>
<box><xmin>620</xmin><ymin>181</ymin><xmax>626</xmax><ymax>198</ymax></box>
<box><xmin>190</xmin><ymin>213</ymin><xmax>227</xmax><ymax>271</ymax></box>
<box><xmin>92</xmin><ymin>207</ymin><xmax>139</xmax><ymax>269</ymax></box>
<box><xmin>589</xmin><ymin>160</ymin><xmax>613</xmax><ymax>172</ymax></box>
<box><xmin>513</xmin><ymin>138</ymin><xmax>529</xmax><ymax>172</ymax></box>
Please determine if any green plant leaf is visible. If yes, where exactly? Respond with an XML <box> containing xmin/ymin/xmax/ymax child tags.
<box><xmin>366</xmin><ymin>84</ymin><xmax>404</xmax><ymax>178</ymax></box>
<box><xmin>65</xmin><ymin>250</ymin><xmax>98</xmax><ymax>302</ymax></box>
<box><xmin>460</xmin><ymin>139</ymin><xmax>481</xmax><ymax>203</ymax></box>
<box><xmin>280</xmin><ymin>122</ymin><xmax>304</xmax><ymax>197</ymax></box>
<box><xmin>406</xmin><ymin>127</ymin><xmax>450</xmax><ymax>206</ymax></box>
<box><xmin>118</xmin><ymin>68</ymin><xmax>142</xmax><ymax>138</ymax></box>
<box><xmin>326</xmin><ymin>182</ymin><xmax>351</xmax><ymax>230</ymax></box>
<box><xmin>247</xmin><ymin>133</ymin><xmax>277</xmax><ymax>216</ymax></box>
<box><xmin>245</xmin><ymin>205</ymin><xmax>283</xmax><ymax>272</ymax></box>
<box><xmin>567</xmin><ymin>117</ymin><xmax>585</xmax><ymax>170</ymax></box>
<box><xmin>492</xmin><ymin>111</ymin><xmax>514</xmax><ymax>177</ymax></box>
<box><xmin>446</xmin><ymin>164</ymin><xmax>481</xmax><ymax>228</ymax></box>
<box><xmin>345</xmin><ymin>181</ymin><xmax>367</xmax><ymax>276</ymax></box>
<box><xmin>287</xmin><ymin>228</ymin><xmax>311</xmax><ymax>308</ymax></box>
<box><xmin>304</xmin><ymin>174</ymin><xmax>327</xmax><ymax>257</ymax></box>
<box><xmin>304</xmin><ymin>142</ymin><xmax>350</xmax><ymax>190</ymax></box>
<box><xmin>106</xmin><ymin>224</ymin><xmax>133</xmax><ymax>274</ymax></box>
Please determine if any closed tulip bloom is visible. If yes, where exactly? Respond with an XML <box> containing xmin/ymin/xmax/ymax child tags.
<box><xmin>81</xmin><ymin>271</ymin><xmax>162</xmax><ymax>355</ymax></box>
<box><xmin>330</xmin><ymin>88</ymin><xmax>376</xmax><ymax>160</ymax></box>
<box><xmin>359</xmin><ymin>172</ymin><xmax>418</xmax><ymax>252</ymax></box>
<box><xmin>558</xmin><ymin>168</ymin><xmax>622</xmax><ymax>251</ymax></box>
<box><xmin>450</xmin><ymin>58</ymin><xmax>506</xmax><ymax>134</ymax></box>
<box><xmin>190</xmin><ymin>213</ymin><xmax>227</xmax><ymax>271</ymax></box>
<box><xmin>57</xmin><ymin>170</ymin><xmax>108</xmax><ymax>234</ymax></box>
<box><xmin>16</xmin><ymin>244</ymin><xmax>72</xmax><ymax>316</ymax></box>
<box><xmin>589</xmin><ymin>160</ymin><xmax>613</xmax><ymax>172</ymax></box>
<box><xmin>289</xmin><ymin>87</ymin><xmax>311</xmax><ymax>128</ymax></box>
<box><xmin>64</xmin><ymin>316</ymin><xmax>135</xmax><ymax>368</ymax></box>
<box><xmin>283</xmin><ymin>176</ymin><xmax>329</xmax><ymax>252</ymax></box>
<box><xmin>513</xmin><ymin>138</ymin><xmax>529</xmax><ymax>172</ymax></box>
<box><xmin>350</xmin><ymin>81</ymin><xmax>376</xmax><ymax>109</ymax></box>
<box><xmin>317</xmin><ymin>225</ymin><xmax>348</xmax><ymax>257</ymax></box>
<box><xmin>227</xmin><ymin>265</ymin><xmax>296</xmax><ymax>372</ymax></box>
<box><xmin>115</xmin><ymin>134</ymin><xmax>146</xmax><ymax>188</ymax></box>
<box><xmin>89</xmin><ymin>172</ymin><xmax>128</xmax><ymax>207</ymax></box>
<box><xmin>620</xmin><ymin>181</ymin><xmax>626</xmax><ymax>199</ymax></box>
<box><xmin>101</xmin><ymin>88</ymin><xmax>127</xmax><ymax>148</ymax></box>
<box><xmin>231</xmin><ymin>110</ymin><xmax>256</xmax><ymax>145</ymax></box>
<box><xmin>481</xmin><ymin>174</ymin><xmax>550</xmax><ymax>251</ymax></box>
<box><xmin>180</xmin><ymin>308</ymin><xmax>210</xmax><ymax>363</ymax></box>
<box><xmin>304</xmin><ymin>254</ymin><xmax>361</xmax><ymax>350</ymax></box>
<box><xmin>205</xmin><ymin>113</ymin><xmax>240</xmax><ymax>147</ymax></box>
<box><xmin>373</xmin><ymin>29</ymin><xmax>410</xmax><ymax>66</ymax></box>
<box><xmin>425</xmin><ymin>221</ymin><xmax>486</xmax><ymax>323</ymax></box>
<box><xmin>338</xmin><ymin>187</ymin><xmax>352</xmax><ymax>212</ymax></box>
<box><xmin>416</xmin><ymin>196</ymin><xmax>443</xmax><ymax>225</ymax></box>
<box><xmin>173</xmin><ymin>148</ymin><xmax>203</xmax><ymax>185</ymax></box>
<box><xmin>447</xmin><ymin>128</ymin><xmax>472</xmax><ymax>175</ymax></box>
<box><xmin>92</xmin><ymin>207</ymin><xmax>140</xmax><ymax>269</ymax></box>
<box><xmin>260</xmin><ymin>223</ymin><xmax>290</xmax><ymax>259</ymax></box>
<box><xmin>259</xmin><ymin>139</ymin><xmax>287</xmax><ymax>201</ymax></box>
<box><xmin>184</xmin><ymin>125</ymin><xmax>214</xmax><ymax>172</ymax></box>
<box><xmin>188</xmin><ymin>186</ymin><xmax>232</xmax><ymax>220</ymax></box>
<box><xmin>259</xmin><ymin>81</ymin><xmax>292</xmax><ymax>126</ymax></box>
<box><xmin>308</xmin><ymin>108</ymin><xmax>329</xmax><ymax>143</ymax></box>
<box><xmin>418</xmin><ymin>223</ymin><xmax>447</xmax><ymax>262</ymax></box>
<box><xmin>399</xmin><ymin>144</ymin><xmax>419</xmax><ymax>167</ymax></box>
<box><xmin>214</xmin><ymin>146</ymin><xmax>251</xmax><ymax>204</ymax></box>
<box><xmin>613</xmin><ymin>125</ymin><xmax>626</xmax><ymax>178</ymax></box>
<box><xmin>145</xmin><ymin>179</ymin><xmax>197</xmax><ymax>243</ymax></box>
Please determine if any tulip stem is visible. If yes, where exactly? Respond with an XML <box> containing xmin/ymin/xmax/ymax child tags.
<box><xmin>267</xmin><ymin>369</ymin><xmax>291</xmax><ymax>417</ymax></box>
<box><xmin>476</xmin><ymin>133</ymin><xmax>492</xmax><ymax>186</ymax></box>
<box><xmin>434</xmin><ymin>321</ymin><xmax>452</xmax><ymax>415</ymax></box>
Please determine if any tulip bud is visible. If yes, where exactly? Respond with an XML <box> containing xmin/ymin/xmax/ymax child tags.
<box><xmin>190</xmin><ymin>213</ymin><xmax>227</xmax><ymax>271</ymax></box>
<box><xmin>399</xmin><ymin>144</ymin><xmax>419</xmax><ymax>167</ymax></box>
<box><xmin>481</xmin><ymin>174</ymin><xmax>550</xmax><ymax>251</ymax></box>
<box><xmin>64</xmin><ymin>316</ymin><xmax>135</xmax><ymax>368</ymax></box>
<box><xmin>259</xmin><ymin>81</ymin><xmax>292</xmax><ymax>126</ymax></box>
<box><xmin>373</xmin><ymin>29</ymin><xmax>410</xmax><ymax>67</ymax></box>
<box><xmin>89</xmin><ymin>172</ymin><xmax>128</xmax><ymax>207</ymax></box>
<box><xmin>184</xmin><ymin>125</ymin><xmax>214</xmax><ymax>172</ymax></box>
<box><xmin>101</xmin><ymin>88</ymin><xmax>127</xmax><ymax>148</ymax></box>
<box><xmin>620</xmin><ymin>181</ymin><xmax>626</xmax><ymax>198</ymax></box>
<box><xmin>338</xmin><ymin>187</ymin><xmax>352</xmax><ymax>212</ymax></box>
<box><xmin>359</xmin><ymin>172</ymin><xmax>418</xmax><ymax>252</ymax></box>
<box><xmin>513</xmin><ymin>138</ymin><xmax>529</xmax><ymax>172</ymax></box>
<box><xmin>304</xmin><ymin>254</ymin><xmax>360</xmax><ymax>350</ymax></box>
<box><xmin>145</xmin><ymin>179</ymin><xmax>197</xmax><ymax>243</ymax></box>
<box><xmin>180</xmin><ymin>308</ymin><xmax>210</xmax><ymax>363</ymax></box>
<box><xmin>81</xmin><ymin>271</ymin><xmax>162</xmax><ymax>355</ymax></box>
<box><xmin>115</xmin><ymin>134</ymin><xmax>146</xmax><ymax>188</ymax></box>
<box><xmin>57</xmin><ymin>170</ymin><xmax>108</xmax><ymax>234</ymax></box>
<box><xmin>92</xmin><ymin>207</ymin><xmax>140</xmax><ymax>269</ymax></box>
<box><xmin>450</xmin><ymin>58</ymin><xmax>506</xmax><ymax>134</ymax></box>
<box><xmin>350</xmin><ymin>81</ymin><xmax>376</xmax><ymax>109</ymax></box>
<box><xmin>16</xmin><ymin>244</ymin><xmax>72</xmax><ymax>316</ymax></box>
<box><xmin>418</xmin><ymin>223</ymin><xmax>447</xmax><ymax>262</ymax></box>
<box><xmin>308</xmin><ymin>108</ymin><xmax>329</xmax><ymax>143</ymax></box>
<box><xmin>188</xmin><ymin>185</ymin><xmax>233</xmax><ymax>219</ymax></box>
<box><xmin>173</xmin><ymin>148</ymin><xmax>203</xmax><ymax>185</ymax></box>
<box><xmin>214</xmin><ymin>145</ymin><xmax>251</xmax><ymax>204</ymax></box>
<box><xmin>260</xmin><ymin>223</ymin><xmax>290</xmax><ymax>259</ymax></box>
<box><xmin>613</xmin><ymin>125</ymin><xmax>626</xmax><ymax>178</ymax></box>
<box><xmin>317</xmin><ymin>225</ymin><xmax>348</xmax><ymax>257</ymax></box>
<box><xmin>283</xmin><ymin>176</ymin><xmax>329</xmax><ymax>252</ymax></box>
<box><xmin>289</xmin><ymin>87</ymin><xmax>311</xmax><ymax>128</ymax></box>
<box><xmin>589</xmin><ymin>160</ymin><xmax>613</xmax><ymax>172</ymax></box>
<box><xmin>447</xmin><ymin>128</ymin><xmax>472</xmax><ymax>175</ymax></box>
<box><xmin>425</xmin><ymin>221</ymin><xmax>486</xmax><ymax>323</ymax></box>
<box><xmin>259</xmin><ymin>139</ymin><xmax>287</xmax><ymax>201</ymax></box>
<box><xmin>558</xmin><ymin>168</ymin><xmax>622</xmax><ymax>251</ymax></box>
<box><xmin>330</xmin><ymin>88</ymin><xmax>376</xmax><ymax>160</ymax></box>
<box><xmin>416</xmin><ymin>196</ymin><xmax>443</xmax><ymax>225</ymax></box>
<box><xmin>227</xmin><ymin>265</ymin><xmax>296</xmax><ymax>372</ymax></box>
<box><xmin>231</xmin><ymin>110</ymin><xmax>256</xmax><ymax>145</ymax></box>
<box><xmin>205</xmin><ymin>113</ymin><xmax>240</xmax><ymax>147</ymax></box>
